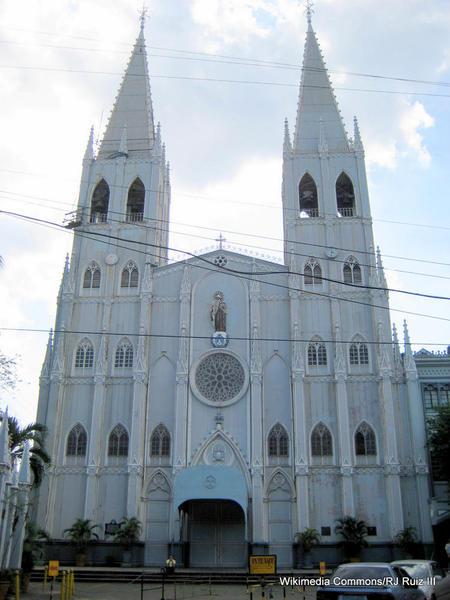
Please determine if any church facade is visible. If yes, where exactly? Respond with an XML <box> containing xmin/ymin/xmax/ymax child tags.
<box><xmin>35</xmin><ymin>14</ymin><xmax>433</xmax><ymax>567</ymax></box>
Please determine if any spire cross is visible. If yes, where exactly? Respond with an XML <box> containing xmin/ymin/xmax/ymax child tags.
<box><xmin>139</xmin><ymin>4</ymin><xmax>148</xmax><ymax>31</ymax></box>
<box><xmin>304</xmin><ymin>0</ymin><xmax>314</xmax><ymax>25</ymax></box>
<box><xmin>215</xmin><ymin>233</ymin><xmax>226</xmax><ymax>250</ymax></box>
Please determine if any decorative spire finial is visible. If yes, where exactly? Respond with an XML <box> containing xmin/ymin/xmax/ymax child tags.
<box><xmin>139</xmin><ymin>5</ymin><xmax>148</xmax><ymax>32</ymax></box>
<box><xmin>305</xmin><ymin>0</ymin><xmax>314</xmax><ymax>26</ymax></box>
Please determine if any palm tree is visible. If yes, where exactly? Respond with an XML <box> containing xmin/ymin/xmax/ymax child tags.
<box><xmin>335</xmin><ymin>516</ymin><xmax>369</xmax><ymax>560</ymax></box>
<box><xmin>7</xmin><ymin>417</ymin><xmax>51</xmax><ymax>487</ymax></box>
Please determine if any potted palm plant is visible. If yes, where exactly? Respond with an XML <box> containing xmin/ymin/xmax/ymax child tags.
<box><xmin>21</xmin><ymin>522</ymin><xmax>50</xmax><ymax>592</ymax></box>
<box><xmin>335</xmin><ymin>516</ymin><xmax>368</xmax><ymax>561</ymax></box>
<box><xmin>64</xmin><ymin>518</ymin><xmax>99</xmax><ymax>566</ymax></box>
<box><xmin>295</xmin><ymin>528</ymin><xmax>320</xmax><ymax>568</ymax></box>
<box><xmin>113</xmin><ymin>517</ymin><xmax>142</xmax><ymax>567</ymax></box>
<box><xmin>394</xmin><ymin>526</ymin><xmax>419</xmax><ymax>558</ymax></box>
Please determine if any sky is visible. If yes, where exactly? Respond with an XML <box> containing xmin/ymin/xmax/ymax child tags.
<box><xmin>0</xmin><ymin>0</ymin><xmax>449</xmax><ymax>425</ymax></box>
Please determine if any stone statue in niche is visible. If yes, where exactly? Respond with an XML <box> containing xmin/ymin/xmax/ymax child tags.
<box><xmin>210</xmin><ymin>291</ymin><xmax>227</xmax><ymax>332</ymax></box>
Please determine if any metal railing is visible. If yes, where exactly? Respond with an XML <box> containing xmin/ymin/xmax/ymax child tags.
<box><xmin>300</xmin><ymin>208</ymin><xmax>319</xmax><ymax>218</ymax></box>
<box><xmin>337</xmin><ymin>207</ymin><xmax>354</xmax><ymax>217</ymax></box>
<box><xmin>126</xmin><ymin>212</ymin><xmax>144</xmax><ymax>223</ymax></box>
<box><xmin>89</xmin><ymin>212</ymin><xmax>108</xmax><ymax>224</ymax></box>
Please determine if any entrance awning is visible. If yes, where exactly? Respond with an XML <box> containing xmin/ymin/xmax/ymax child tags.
<box><xmin>173</xmin><ymin>465</ymin><xmax>247</xmax><ymax>517</ymax></box>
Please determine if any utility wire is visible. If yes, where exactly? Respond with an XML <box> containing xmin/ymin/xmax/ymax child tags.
<box><xmin>2</xmin><ymin>209</ymin><xmax>450</xmax><ymax>322</ymax></box>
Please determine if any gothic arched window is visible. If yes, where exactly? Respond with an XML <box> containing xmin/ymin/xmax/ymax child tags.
<box><xmin>336</xmin><ymin>172</ymin><xmax>355</xmax><ymax>217</ymax></box>
<box><xmin>311</xmin><ymin>423</ymin><xmax>333</xmax><ymax>456</ymax></box>
<box><xmin>440</xmin><ymin>384</ymin><xmax>450</xmax><ymax>405</ymax></box>
<box><xmin>150</xmin><ymin>425</ymin><xmax>170</xmax><ymax>457</ymax></box>
<box><xmin>299</xmin><ymin>173</ymin><xmax>319</xmax><ymax>217</ymax></box>
<box><xmin>66</xmin><ymin>424</ymin><xmax>87</xmax><ymax>456</ymax></box>
<box><xmin>424</xmin><ymin>384</ymin><xmax>438</xmax><ymax>409</ymax></box>
<box><xmin>343</xmin><ymin>256</ymin><xmax>362</xmax><ymax>285</ymax></box>
<box><xmin>83</xmin><ymin>262</ymin><xmax>101</xmax><ymax>289</ymax></box>
<box><xmin>304</xmin><ymin>258</ymin><xmax>322</xmax><ymax>285</ymax></box>
<box><xmin>355</xmin><ymin>422</ymin><xmax>376</xmax><ymax>455</ymax></box>
<box><xmin>307</xmin><ymin>338</ymin><xmax>327</xmax><ymax>366</ymax></box>
<box><xmin>349</xmin><ymin>337</ymin><xmax>369</xmax><ymax>366</ymax></box>
<box><xmin>108</xmin><ymin>424</ymin><xmax>129</xmax><ymax>457</ymax></box>
<box><xmin>114</xmin><ymin>340</ymin><xmax>134</xmax><ymax>368</ymax></box>
<box><xmin>126</xmin><ymin>178</ymin><xmax>145</xmax><ymax>222</ymax></box>
<box><xmin>90</xmin><ymin>179</ymin><xmax>109</xmax><ymax>223</ymax></box>
<box><xmin>121</xmin><ymin>261</ymin><xmax>139</xmax><ymax>288</ymax></box>
<box><xmin>268</xmin><ymin>424</ymin><xmax>289</xmax><ymax>457</ymax></box>
<box><xmin>74</xmin><ymin>339</ymin><xmax>94</xmax><ymax>369</ymax></box>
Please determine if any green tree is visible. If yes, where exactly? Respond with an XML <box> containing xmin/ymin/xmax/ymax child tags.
<box><xmin>0</xmin><ymin>351</ymin><xmax>18</xmax><ymax>391</ymax></box>
<box><xmin>113</xmin><ymin>517</ymin><xmax>142</xmax><ymax>550</ymax></box>
<box><xmin>428</xmin><ymin>405</ymin><xmax>450</xmax><ymax>485</ymax></box>
<box><xmin>335</xmin><ymin>516</ymin><xmax>369</xmax><ymax>559</ymax></box>
<box><xmin>64</xmin><ymin>519</ymin><xmax>100</xmax><ymax>554</ymax></box>
<box><xmin>8</xmin><ymin>417</ymin><xmax>51</xmax><ymax>487</ymax></box>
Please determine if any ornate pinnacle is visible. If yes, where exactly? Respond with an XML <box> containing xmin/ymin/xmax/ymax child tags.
<box><xmin>305</xmin><ymin>0</ymin><xmax>314</xmax><ymax>27</ymax></box>
<box><xmin>353</xmin><ymin>116</ymin><xmax>364</xmax><ymax>151</ymax></box>
<box><xmin>139</xmin><ymin>5</ymin><xmax>148</xmax><ymax>33</ymax></box>
<box><xmin>283</xmin><ymin>118</ymin><xmax>292</xmax><ymax>153</ymax></box>
<box><xmin>83</xmin><ymin>126</ymin><xmax>95</xmax><ymax>162</ymax></box>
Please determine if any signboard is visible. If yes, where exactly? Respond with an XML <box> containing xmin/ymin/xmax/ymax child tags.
<box><xmin>48</xmin><ymin>561</ymin><xmax>59</xmax><ymax>577</ymax></box>
<box><xmin>104</xmin><ymin>519</ymin><xmax>119</xmax><ymax>536</ymax></box>
<box><xmin>249</xmin><ymin>554</ymin><xmax>277</xmax><ymax>575</ymax></box>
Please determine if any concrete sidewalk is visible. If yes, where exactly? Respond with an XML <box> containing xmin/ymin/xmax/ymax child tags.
<box><xmin>23</xmin><ymin>580</ymin><xmax>314</xmax><ymax>599</ymax></box>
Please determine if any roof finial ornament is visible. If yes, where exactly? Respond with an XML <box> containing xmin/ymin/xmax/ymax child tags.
<box><xmin>305</xmin><ymin>0</ymin><xmax>314</xmax><ymax>26</ymax></box>
<box><xmin>139</xmin><ymin>4</ymin><xmax>148</xmax><ymax>32</ymax></box>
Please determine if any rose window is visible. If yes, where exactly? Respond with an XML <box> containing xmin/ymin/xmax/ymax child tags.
<box><xmin>213</xmin><ymin>255</ymin><xmax>227</xmax><ymax>267</ymax></box>
<box><xmin>195</xmin><ymin>353</ymin><xmax>245</xmax><ymax>403</ymax></box>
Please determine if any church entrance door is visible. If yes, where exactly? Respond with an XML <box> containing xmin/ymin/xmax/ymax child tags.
<box><xmin>184</xmin><ymin>500</ymin><xmax>246</xmax><ymax>567</ymax></box>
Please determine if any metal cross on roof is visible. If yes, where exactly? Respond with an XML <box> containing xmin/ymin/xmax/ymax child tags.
<box><xmin>215</xmin><ymin>233</ymin><xmax>226</xmax><ymax>250</ymax></box>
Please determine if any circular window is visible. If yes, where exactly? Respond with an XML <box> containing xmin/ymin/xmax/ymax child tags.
<box><xmin>194</xmin><ymin>352</ymin><xmax>246</xmax><ymax>405</ymax></box>
<box><xmin>213</xmin><ymin>255</ymin><xmax>227</xmax><ymax>267</ymax></box>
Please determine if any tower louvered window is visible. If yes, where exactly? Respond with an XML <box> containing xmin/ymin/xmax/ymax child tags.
<box><xmin>121</xmin><ymin>261</ymin><xmax>139</xmax><ymax>288</ymax></box>
<box><xmin>268</xmin><ymin>424</ymin><xmax>289</xmax><ymax>457</ymax></box>
<box><xmin>66</xmin><ymin>424</ymin><xmax>87</xmax><ymax>456</ymax></box>
<box><xmin>343</xmin><ymin>256</ymin><xmax>362</xmax><ymax>285</ymax></box>
<box><xmin>311</xmin><ymin>423</ymin><xmax>333</xmax><ymax>456</ymax></box>
<box><xmin>114</xmin><ymin>341</ymin><xmax>134</xmax><ymax>368</ymax></box>
<box><xmin>336</xmin><ymin>172</ymin><xmax>355</xmax><ymax>217</ymax></box>
<box><xmin>150</xmin><ymin>425</ymin><xmax>170</xmax><ymax>457</ymax></box>
<box><xmin>299</xmin><ymin>173</ymin><xmax>319</xmax><ymax>217</ymax></box>
<box><xmin>90</xmin><ymin>179</ymin><xmax>109</xmax><ymax>223</ymax></box>
<box><xmin>126</xmin><ymin>178</ymin><xmax>145</xmax><ymax>222</ymax></box>
<box><xmin>74</xmin><ymin>340</ymin><xmax>94</xmax><ymax>368</ymax></box>
<box><xmin>108</xmin><ymin>424</ymin><xmax>129</xmax><ymax>457</ymax></box>
<box><xmin>355</xmin><ymin>422</ymin><xmax>376</xmax><ymax>455</ymax></box>
<box><xmin>83</xmin><ymin>262</ymin><xmax>101</xmax><ymax>289</ymax></box>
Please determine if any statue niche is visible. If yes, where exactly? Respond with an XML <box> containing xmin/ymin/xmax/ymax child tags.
<box><xmin>210</xmin><ymin>291</ymin><xmax>227</xmax><ymax>332</ymax></box>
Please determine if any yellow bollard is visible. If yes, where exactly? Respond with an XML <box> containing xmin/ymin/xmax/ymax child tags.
<box><xmin>60</xmin><ymin>571</ymin><xmax>66</xmax><ymax>600</ymax></box>
<box><xmin>68</xmin><ymin>570</ymin><xmax>72</xmax><ymax>598</ymax></box>
<box><xmin>15</xmin><ymin>570</ymin><xmax>20</xmax><ymax>600</ymax></box>
<box><xmin>43</xmin><ymin>565</ymin><xmax>48</xmax><ymax>591</ymax></box>
<box><xmin>71</xmin><ymin>569</ymin><xmax>75</xmax><ymax>597</ymax></box>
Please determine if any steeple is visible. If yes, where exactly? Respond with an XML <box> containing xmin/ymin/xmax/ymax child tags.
<box><xmin>293</xmin><ymin>12</ymin><xmax>349</xmax><ymax>153</ymax></box>
<box><xmin>97</xmin><ymin>21</ymin><xmax>155</xmax><ymax>159</ymax></box>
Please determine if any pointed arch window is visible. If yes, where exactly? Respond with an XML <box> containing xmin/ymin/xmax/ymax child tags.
<box><xmin>355</xmin><ymin>422</ymin><xmax>376</xmax><ymax>455</ymax></box>
<box><xmin>114</xmin><ymin>340</ymin><xmax>134</xmax><ymax>368</ymax></box>
<box><xmin>304</xmin><ymin>258</ymin><xmax>322</xmax><ymax>285</ymax></box>
<box><xmin>343</xmin><ymin>256</ymin><xmax>362</xmax><ymax>285</ymax></box>
<box><xmin>336</xmin><ymin>172</ymin><xmax>355</xmax><ymax>217</ymax></box>
<box><xmin>83</xmin><ymin>261</ymin><xmax>101</xmax><ymax>289</ymax></box>
<box><xmin>150</xmin><ymin>425</ymin><xmax>170</xmax><ymax>457</ymax></box>
<box><xmin>66</xmin><ymin>424</ymin><xmax>87</xmax><ymax>456</ymax></box>
<box><xmin>74</xmin><ymin>339</ymin><xmax>94</xmax><ymax>369</ymax></box>
<box><xmin>126</xmin><ymin>178</ymin><xmax>145</xmax><ymax>222</ymax></box>
<box><xmin>307</xmin><ymin>338</ymin><xmax>327</xmax><ymax>366</ymax></box>
<box><xmin>440</xmin><ymin>384</ymin><xmax>450</xmax><ymax>406</ymax></box>
<box><xmin>268</xmin><ymin>424</ymin><xmax>289</xmax><ymax>457</ymax></box>
<box><xmin>311</xmin><ymin>423</ymin><xmax>333</xmax><ymax>456</ymax></box>
<box><xmin>108</xmin><ymin>424</ymin><xmax>129</xmax><ymax>457</ymax></box>
<box><xmin>121</xmin><ymin>261</ymin><xmax>139</xmax><ymax>288</ymax></box>
<box><xmin>299</xmin><ymin>173</ymin><xmax>319</xmax><ymax>217</ymax></box>
<box><xmin>349</xmin><ymin>337</ymin><xmax>369</xmax><ymax>366</ymax></box>
<box><xmin>90</xmin><ymin>179</ymin><xmax>109</xmax><ymax>223</ymax></box>
<box><xmin>424</xmin><ymin>384</ymin><xmax>439</xmax><ymax>409</ymax></box>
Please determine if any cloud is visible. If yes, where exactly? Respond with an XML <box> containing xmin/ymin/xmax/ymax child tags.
<box><xmin>399</xmin><ymin>101</ymin><xmax>434</xmax><ymax>166</ymax></box>
<box><xmin>365</xmin><ymin>140</ymin><xmax>397</xmax><ymax>170</ymax></box>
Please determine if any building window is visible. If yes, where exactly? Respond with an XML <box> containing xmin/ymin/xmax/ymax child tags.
<box><xmin>268</xmin><ymin>423</ymin><xmax>289</xmax><ymax>457</ymax></box>
<box><xmin>150</xmin><ymin>425</ymin><xmax>170</xmax><ymax>457</ymax></box>
<box><xmin>308</xmin><ymin>339</ymin><xmax>327</xmax><ymax>366</ymax></box>
<box><xmin>74</xmin><ymin>340</ymin><xmax>94</xmax><ymax>369</ymax></box>
<box><xmin>83</xmin><ymin>262</ymin><xmax>101</xmax><ymax>289</ymax></box>
<box><xmin>424</xmin><ymin>384</ymin><xmax>439</xmax><ymax>409</ymax></box>
<box><xmin>349</xmin><ymin>340</ymin><xmax>369</xmax><ymax>365</ymax></box>
<box><xmin>66</xmin><ymin>424</ymin><xmax>87</xmax><ymax>456</ymax></box>
<box><xmin>355</xmin><ymin>422</ymin><xmax>376</xmax><ymax>455</ymax></box>
<box><xmin>304</xmin><ymin>259</ymin><xmax>322</xmax><ymax>285</ymax></box>
<box><xmin>311</xmin><ymin>423</ymin><xmax>333</xmax><ymax>456</ymax></box>
<box><xmin>336</xmin><ymin>172</ymin><xmax>355</xmax><ymax>217</ymax></box>
<box><xmin>121</xmin><ymin>261</ymin><xmax>139</xmax><ymax>288</ymax></box>
<box><xmin>90</xmin><ymin>179</ymin><xmax>109</xmax><ymax>223</ymax></box>
<box><xmin>343</xmin><ymin>256</ymin><xmax>362</xmax><ymax>285</ymax></box>
<box><xmin>440</xmin><ymin>384</ymin><xmax>450</xmax><ymax>405</ymax></box>
<box><xmin>108</xmin><ymin>424</ymin><xmax>129</xmax><ymax>457</ymax></box>
<box><xmin>299</xmin><ymin>173</ymin><xmax>319</xmax><ymax>217</ymax></box>
<box><xmin>114</xmin><ymin>341</ymin><xmax>133</xmax><ymax>368</ymax></box>
<box><xmin>126</xmin><ymin>178</ymin><xmax>145</xmax><ymax>222</ymax></box>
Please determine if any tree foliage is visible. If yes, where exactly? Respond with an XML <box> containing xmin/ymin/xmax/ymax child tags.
<box><xmin>8</xmin><ymin>417</ymin><xmax>51</xmax><ymax>487</ymax></box>
<box><xmin>0</xmin><ymin>351</ymin><xmax>18</xmax><ymax>391</ymax></box>
<box><xmin>428</xmin><ymin>405</ymin><xmax>450</xmax><ymax>485</ymax></box>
